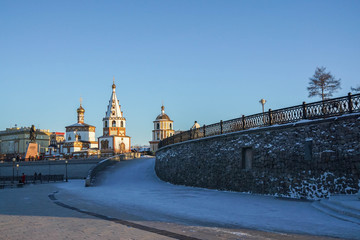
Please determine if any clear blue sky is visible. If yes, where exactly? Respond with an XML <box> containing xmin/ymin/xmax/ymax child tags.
<box><xmin>1</xmin><ymin>0</ymin><xmax>359</xmax><ymax>145</ymax></box>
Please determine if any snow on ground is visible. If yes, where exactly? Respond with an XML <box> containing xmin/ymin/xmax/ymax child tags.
<box><xmin>57</xmin><ymin>157</ymin><xmax>360</xmax><ymax>239</ymax></box>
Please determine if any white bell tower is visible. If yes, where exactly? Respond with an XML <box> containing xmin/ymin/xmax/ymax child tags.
<box><xmin>98</xmin><ymin>77</ymin><xmax>131</xmax><ymax>155</ymax></box>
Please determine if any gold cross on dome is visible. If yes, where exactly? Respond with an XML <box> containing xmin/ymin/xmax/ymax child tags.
<box><xmin>80</xmin><ymin>97</ymin><xmax>83</xmax><ymax>106</ymax></box>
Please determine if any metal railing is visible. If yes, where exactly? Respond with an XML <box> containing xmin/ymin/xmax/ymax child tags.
<box><xmin>158</xmin><ymin>93</ymin><xmax>360</xmax><ymax>149</ymax></box>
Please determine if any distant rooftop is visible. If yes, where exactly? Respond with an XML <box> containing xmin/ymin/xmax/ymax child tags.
<box><xmin>65</xmin><ymin>123</ymin><xmax>95</xmax><ymax>128</ymax></box>
<box><xmin>52</xmin><ymin>132</ymin><xmax>65</xmax><ymax>135</ymax></box>
<box><xmin>2</xmin><ymin>127</ymin><xmax>50</xmax><ymax>133</ymax></box>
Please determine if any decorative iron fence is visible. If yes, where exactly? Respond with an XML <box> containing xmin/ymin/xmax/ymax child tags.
<box><xmin>158</xmin><ymin>93</ymin><xmax>360</xmax><ymax>149</ymax></box>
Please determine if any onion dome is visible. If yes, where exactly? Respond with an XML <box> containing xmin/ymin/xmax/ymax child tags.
<box><xmin>77</xmin><ymin>105</ymin><xmax>85</xmax><ymax>113</ymax></box>
<box><xmin>156</xmin><ymin>105</ymin><xmax>171</xmax><ymax>120</ymax></box>
<box><xmin>156</xmin><ymin>113</ymin><xmax>171</xmax><ymax>120</ymax></box>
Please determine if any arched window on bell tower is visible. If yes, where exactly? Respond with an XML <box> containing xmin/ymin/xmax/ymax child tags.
<box><xmin>112</xmin><ymin>120</ymin><xmax>116</xmax><ymax>127</ymax></box>
<box><xmin>105</xmin><ymin>121</ymin><xmax>108</xmax><ymax>128</ymax></box>
<box><xmin>121</xmin><ymin>121</ymin><xmax>124</xmax><ymax>128</ymax></box>
<box><xmin>157</xmin><ymin>123</ymin><xmax>160</xmax><ymax>130</ymax></box>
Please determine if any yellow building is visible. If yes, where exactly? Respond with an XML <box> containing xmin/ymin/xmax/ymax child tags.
<box><xmin>149</xmin><ymin>105</ymin><xmax>174</xmax><ymax>152</ymax></box>
<box><xmin>0</xmin><ymin>126</ymin><xmax>50</xmax><ymax>161</ymax></box>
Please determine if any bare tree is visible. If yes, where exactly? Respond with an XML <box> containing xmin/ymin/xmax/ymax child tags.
<box><xmin>351</xmin><ymin>86</ymin><xmax>360</xmax><ymax>93</ymax></box>
<box><xmin>307</xmin><ymin>67</ymin><xmax>341</xmax><ymax>101</ymax></box>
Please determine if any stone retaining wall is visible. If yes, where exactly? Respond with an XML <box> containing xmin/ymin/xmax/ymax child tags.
<box><xmin>156</xmin><ymin>114</ymin><xmax>360</xmax><ymax>199</ymax></box>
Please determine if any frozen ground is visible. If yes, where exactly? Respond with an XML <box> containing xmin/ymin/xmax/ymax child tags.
<box><xmin>56</xmin><ymin>157</ymin><xmax>360</xmax><ymax>239</ymax></box>
<box><xmin>0</xmin><ymin>184</ymin><xmax>172</xmax><ymax>240</ymax></box>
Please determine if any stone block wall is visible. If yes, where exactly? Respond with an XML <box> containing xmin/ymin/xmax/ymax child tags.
<box><xmin>155</xmin><ymin>114</ymin><xmax>360</xmax><ymax>199</ymax></box>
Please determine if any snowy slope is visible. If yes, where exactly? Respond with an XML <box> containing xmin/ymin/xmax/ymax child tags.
<box><xmin>58</xmin><ymin>158</ymin><xmax>360</xmax><ymax>239</ymax></box>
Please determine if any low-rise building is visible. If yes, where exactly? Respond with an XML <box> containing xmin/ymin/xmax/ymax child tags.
<box><xmin>50</xmin><ymin>132</ymin><xmax>65</xmax><ymax>148</ymax></box>
<box><xmin>0</xmin><ymin>126</ymin><xmax>50</xmax><ymax>161</ymax></box>
<box><xmin>45</xmin><ymin>132</ymin><xmax>65</xmax><ymax>159</ymax></box>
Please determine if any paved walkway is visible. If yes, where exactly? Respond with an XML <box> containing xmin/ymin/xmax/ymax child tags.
<box><xmin>0</xmin><ymin>181</ymin><xmax>348</xmax><ymax>239</ymax></box>
<box><xmin>0</xmin><ymin>184</ymin><xmax>171</xmax><ymax>240</ymax></box>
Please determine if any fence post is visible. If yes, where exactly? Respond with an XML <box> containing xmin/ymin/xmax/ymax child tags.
<box><xmin>220</xmin><ymin>120</ymin><xmax>223</xmax><ymax>134</ymax></box>
<box><xmin>268</xmin><ymin>109</ymin><xmax>272</xmax><ymax>126</ymax></box>
<box><xmin>189</xmin><ymin>129</ymin><xmax>192</xmax><ymax>140</ymax></box>
<box><xmin>302</xmin><ymin>101</ymin><xmax>307</xmax><ymax>119</ymax></box>
<box><xmin>203</xmin><ymin>124</ymin><xmax>206</xmax><ymax>137</ymax></box>
<box><xmin>348</xmin><ymin>92</ymin><xmax>353</xmax><ymax>113</ymax></box>
<box><xmin>242</xmin><ymin>115</ymin><xmax>245</xmax><ymax>130</ymax></box>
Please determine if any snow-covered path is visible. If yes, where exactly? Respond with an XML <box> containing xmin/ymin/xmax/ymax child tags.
<box><xmin>58</xmin><ymin>157</ymin><xmax>360</xmax><ymax>239</ymax></box>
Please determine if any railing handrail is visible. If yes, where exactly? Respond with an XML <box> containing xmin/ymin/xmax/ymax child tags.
<box><xmin>158</xmin><ymin>93</ymin><xmax>360</xmax><ymax>149</ymax></box>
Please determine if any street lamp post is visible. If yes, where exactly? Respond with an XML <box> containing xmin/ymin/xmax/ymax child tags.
<box><xmin>65</xmin><ymin>160</ymin><xmax>68</xmax><ymax>182</ymax></box>
<box><xmin>48</xmin><ymin>160</ymin><xmax>50</xmax><ymax>183</ymax></box>
<box><xmin>12</xmin><ymin>158</ymin><xmax>15</xmax><ymax>184</ymax></box>
<box><xmin>16</xmin><ymin>164</ymin><xmax>19</xmax><ymax>182</ymax></box>
<box><xmin>1</xmin><ymin>162</ymin><xmax>4</xmax><ymax>184</ymax></box>
<box><xmin>259</xmin><ymin>99</ymin><xmax>267</xmax><ymax>124</ymax></box>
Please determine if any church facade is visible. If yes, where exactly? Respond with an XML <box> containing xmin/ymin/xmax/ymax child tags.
<box><xmin>61</xmin><ymin>102</ymin><xmax>98</xmax><ymax>156</ymax></box>
<box><xmin>149</xmin><ymin>105</ymin><xmax>174</xmax><ymax>152</ymax></box>
<box><xmin>98</xmin><ymin>80</ymin><xmax>131</xmax><ymax>155</ymax></box>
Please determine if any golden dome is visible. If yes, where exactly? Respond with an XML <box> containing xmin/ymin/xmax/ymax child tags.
<box><xmin>156</xmin><ymin>113</ymin><xmax>171</xmax><ymax>120</ymax></box>
<box><xmin>77</xmin><ymin>105</ymin><xmax>85</xmax><ymax>113</ymax></box>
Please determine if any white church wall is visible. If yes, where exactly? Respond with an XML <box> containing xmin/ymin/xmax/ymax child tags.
<box><xmin>77</xmin><ymin>132</ymin><xmax>87</xmax><ymax>141</ymax></box>
<box><xmin>72</xmin><ymin>147</ymin><xmax>81</xmax><ymax>153</ymax></box>
<box><xmin>89</xmin><ymin>142</ymin><xmax>98</xmax><ymax>148</ymax></box>
<box><xmin>99</xmin><ymin>137</ymin><xmax>113</xmax><ymax>150</ymax></box>
<box><xmin>66</xmin><ymin>130</ymin><xmax>96</xmax><ymax>143</ymax></box>
<box><xmin>108</xmin><ymin>138</ymin><xmax>113</xmax><ymax>149</ymax></box>
<box><xmin>88</xmin><ymin>132</ymin><xmax>96</xmax><ymax>142</ymax></box>
<box><xmin>114</xmin><ymin>137</ymin><xmax>130</xmax><ymax>151</ymax></box>
<box><xmin>66</xmin><ymin>132</ymin><xmax>75</xmax><ymax>142</ymax></box>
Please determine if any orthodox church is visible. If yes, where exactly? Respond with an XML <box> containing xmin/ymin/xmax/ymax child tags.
<box><xmin>98</xmin><ymin>79</ymin><xmax>131</xmax><ymax>155</ymax></box>
<box><xmin>149</xmin><ymin>105</ymin><xmax>174</xmax><ymax>152</ymax></box>
<box><xmin>62</xmin><ymin>101</ymin><xmax>98</xmax><ymax>156</ymax></box>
